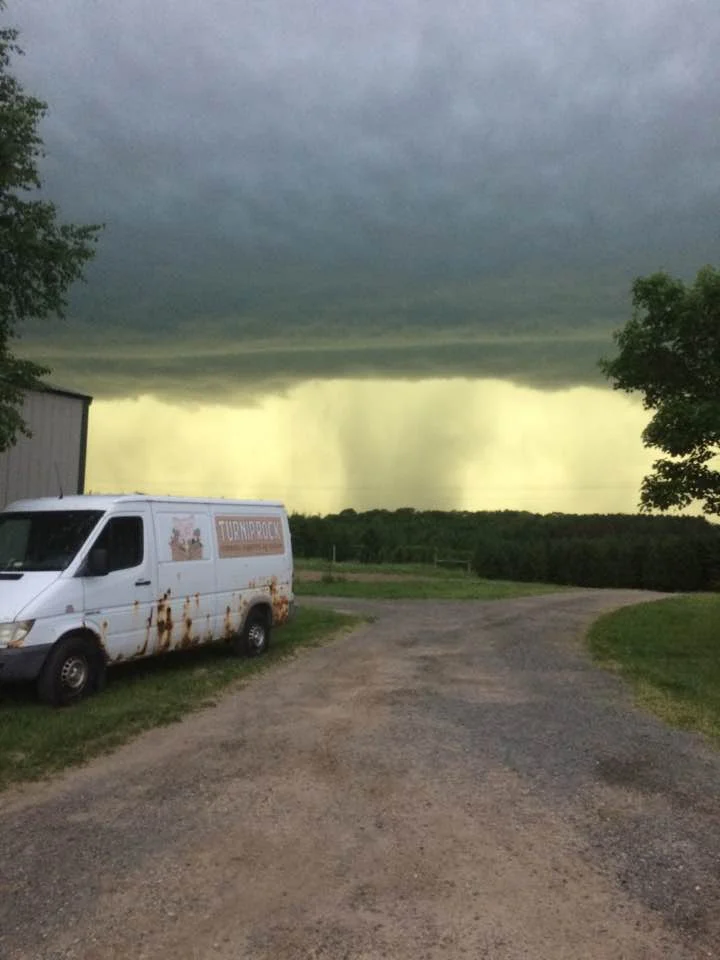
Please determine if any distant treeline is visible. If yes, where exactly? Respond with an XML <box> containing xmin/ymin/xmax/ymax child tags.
<box><xmin>289</xmin><ymin>509</ymin><xmax>720</xmax><ymax>592</ymax></box>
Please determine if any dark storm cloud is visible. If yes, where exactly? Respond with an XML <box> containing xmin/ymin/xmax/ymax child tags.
<box><xmin>23</xmin><ymin>329</ymin><xmax>615</xmax><ymax>404</ymax></box>
<box><xmin>9</xmin><ymin>0</ymin><xmax>720</xmax><ymax>395</ymax></box>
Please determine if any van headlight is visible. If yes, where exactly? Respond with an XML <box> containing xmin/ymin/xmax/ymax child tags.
<box><xmin>0</xmin><ymin>621</ymin><xmax>34</xmax><ymax>648</ymax></box>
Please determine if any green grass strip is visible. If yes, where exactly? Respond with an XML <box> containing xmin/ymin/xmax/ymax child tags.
<box><xmin>296</xmin><ymin>576</ymin><xmax>563</xmax><ymax>600</ymax></box>
<box><xmin>588</xmin><ymin>594</ymin><xmax>720</xmax><ymax>744</ymax></box>
<box><xmin>295</xmin><ymin>559</ymin><xmax>473</xmax><ymax>579</ymax></box>
<box><xmin>0</xmin><ymin>607</ymin><xmax>360</xmax><ymax>791</ymax></box>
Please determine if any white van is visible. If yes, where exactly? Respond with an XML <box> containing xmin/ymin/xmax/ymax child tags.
<box><xmin>0</xmin><ymin>495</ymin><xmax>294</xmax><ymax>705</ymax></box>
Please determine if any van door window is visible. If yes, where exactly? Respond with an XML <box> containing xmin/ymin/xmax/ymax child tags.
<box><xmin>94</xmin><ymin>517</ymin><xmax>144</xmax><ymax>571</ymax></box>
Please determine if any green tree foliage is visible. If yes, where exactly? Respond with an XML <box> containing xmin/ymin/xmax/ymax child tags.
<box><xmin>601</xmin><ymin>267</ymin><xmax>720</xmax><ymax>515</ymax></box>
<box><xmin>289</xmin><ymin>508</ymin><xmax>720</xmax><ymax>592</ymax></box>
<box><xmin>0</xmin><ymin>1</ymin><xmax>101</xmax><ymax>451</ymax></box>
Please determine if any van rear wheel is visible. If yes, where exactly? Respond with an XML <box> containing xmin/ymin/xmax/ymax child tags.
<box><xmin>37</xmin><ymin>634</ymin><xmax>105</xmax><ymax>707</ymax></box>
<box><xmin>237</xmin><ymin>609</ymin><xmax>271</xmax><ymax>658</ymax></box>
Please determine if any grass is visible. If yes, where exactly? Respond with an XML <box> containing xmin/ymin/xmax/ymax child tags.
<box><xmin>588</xmin><ymin>594</ymin><xmax>720</xmax><ymax>743</ymax></box>
<box><xmin>296</xmin><ymin>574</ymin><xmax>564</xmax><ymax>600</ymax></box>
<box><xmin>296</xmin><ymin>559</ymin><xmax>474</xmax><ymax>579</ymax></box>
<box><xmin>0</xmin><ymin>606</ymin><xmax>361</xmax><ymax>791</ymax></box>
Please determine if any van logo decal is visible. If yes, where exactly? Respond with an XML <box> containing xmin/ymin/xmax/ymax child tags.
<box><xmin>215</xmin><ymin>515</ymin><xmax>284</xmax><ymax>558</ymax></box>
<box><xmin>169</xmin><ymin>515</ymin><xmax>205</xmax><ymax>562</ymax></box>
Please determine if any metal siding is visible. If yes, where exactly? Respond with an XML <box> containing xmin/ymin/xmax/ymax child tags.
<box><xmin>0</xmin><ymin>391</ymin><xmax>87</xmax><ymax>508</ymax></box>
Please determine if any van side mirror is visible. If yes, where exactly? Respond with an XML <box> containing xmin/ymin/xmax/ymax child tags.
<box><xmin>85</xmin><ymin>547</ymin><xmax>109</xmax><ymax>577</ymax></box>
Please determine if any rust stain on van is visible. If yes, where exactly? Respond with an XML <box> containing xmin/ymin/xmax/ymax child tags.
<box><xmin>224</xmin><ymin>605</ymin><xmax>233</xmax><ymax>640</ymax></box>
<box><xmin>204</xmin><ymin>613</ymin><xmax>213</xmax><ymax>643</ymax></box>
<box><xmin>269</xmin><ymin>576</ymin><xmax>291</xmax><ymax>625</ymax></box>
<box><xmin>96</xmin><ymin>619</ymin><xmax>110</xmax><ymax>659</ymax></box>
<box><xmin>157</xmin><ymin>591</ymin><xmax>174</xmax><ymax>652</ymax></box>
<box><xmin>180</xmin><ymin>597</ymin><xmax>194</xmax><ymax>648</ymax></box>
<box><xmin>136</xmin><ymin>608</ymin><xmax>154</xmax><ymax>658</ymax></box>
<box><xmin>194</xmin><ymin>593</ymin><xmax>200</xmax><ymax>609</ymax></box>
<box><xmin>238</xmin><ymin>599</ymin><xmax>251</xmax><ymax>635</ymax></box>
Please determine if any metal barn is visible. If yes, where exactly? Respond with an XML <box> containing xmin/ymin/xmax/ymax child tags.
<box><xmin>0</xmin><ymin>385</ymin><xmax>92</xmax><ymax>509</ymax></box>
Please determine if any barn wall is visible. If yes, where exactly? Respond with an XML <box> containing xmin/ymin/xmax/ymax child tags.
<box><xmin>0</xmin><ymin>390</ymin><xmax>90</xmax><ymax>508</ymax></box>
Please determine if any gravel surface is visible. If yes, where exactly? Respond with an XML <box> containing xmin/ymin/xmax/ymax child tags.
<box><xmin>1</xmin><ymin>589</ymin><xmax>719</xmax><ymax>959</ymax></box>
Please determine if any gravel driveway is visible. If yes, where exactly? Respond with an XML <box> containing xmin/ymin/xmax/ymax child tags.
<box><xmin>1</xmin><ymin>590</ymin><xmax>719</xmax><ymax>959</ymax></box>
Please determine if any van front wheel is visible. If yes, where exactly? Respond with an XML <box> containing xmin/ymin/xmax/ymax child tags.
<box><xmin>237</xmin><ymin>610</ymin><xmax>271</xmax><ymax>658</ymax></box>
<box><xmin>38</xmin><ymin>634</ymin><xmax>105</xmax><ymax>707</ymax></box>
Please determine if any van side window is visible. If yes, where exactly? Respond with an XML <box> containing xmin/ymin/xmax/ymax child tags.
<box><xmin>94</xmin><ymin>517</ymin><xmax>144</xmax><ymax>571</ymax></box>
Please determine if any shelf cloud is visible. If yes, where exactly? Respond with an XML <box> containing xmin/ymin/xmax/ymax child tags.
<box><xmin>10</xmin><ymin>0</ymin><xmax>720</xmax><ymax>398</ymax></box>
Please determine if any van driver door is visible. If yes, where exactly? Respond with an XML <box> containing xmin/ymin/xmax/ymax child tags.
<box><xmin>80</xmin><ymin>507</ymin><xmax>156</xmax><ymax>661</ymax></box>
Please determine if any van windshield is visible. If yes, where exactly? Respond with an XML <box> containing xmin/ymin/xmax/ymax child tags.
<box><xmin>0</xmin><ymin>511</ymin><xmax>103</xmax><ymax>572</ymax></box>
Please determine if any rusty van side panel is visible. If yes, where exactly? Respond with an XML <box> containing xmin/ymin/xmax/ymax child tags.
<box><xmin>212</xmin><ymin>508</ymin><xmax>293</xmax><ymax>643</ymax></box>
<box><xmin>147</xmin><ymin>500</ymin><xmax>293</xmax><ymax>657</ymax></box>
<box><xmin>151</xmin><ymin>506</ymin><xmax>216</xmax><ymax>656</ymax></box>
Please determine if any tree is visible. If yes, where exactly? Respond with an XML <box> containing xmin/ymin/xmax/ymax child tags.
<box><xmin>0</xmin><ymin>1</ymin><xmax>101</xmax><ymax>451</ymax></box>
<box><xmin>601</xmin><ymin>266</ymin><xmax>720</xmax><ymax>515</ymax></box>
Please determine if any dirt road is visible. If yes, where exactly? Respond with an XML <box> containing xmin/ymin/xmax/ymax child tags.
<box><xmin>1</xmin><ymin>590</ymin><xmax>719</xmax><ymax>959</ymax></box>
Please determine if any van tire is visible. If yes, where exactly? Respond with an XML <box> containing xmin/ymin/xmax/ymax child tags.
<box><xmin>237</xmin><ymin>609</ymin><xmax>271</xmax><ymax>658</ymax></box>
<box><xmin>37</xmin><ymin>634</ymin><xmax>105</xmax><ymax>707</ymax></box>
